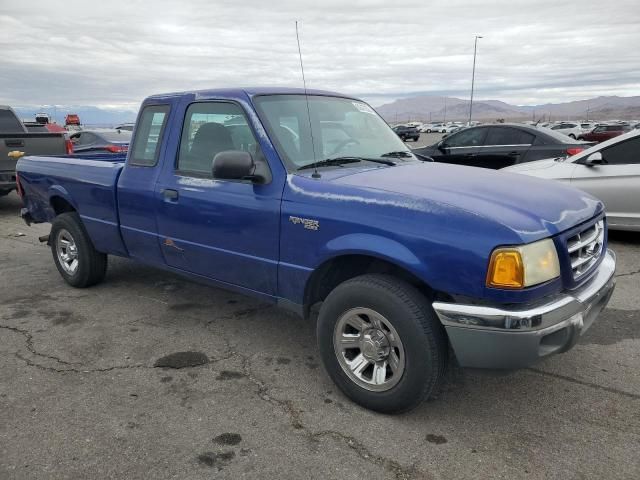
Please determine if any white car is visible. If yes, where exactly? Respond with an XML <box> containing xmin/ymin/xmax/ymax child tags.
<box><xmin>548</xmin><ymin>122</ymin><xmax>582</xmax><ymax>139</ymax></box>
<box><xmin>580</xmin><ymin>122</ymin><xmax>597</xmax><ymax>134</ymax></box>
<box><xmin>503</xmin><ymin>130</ymin><xmax>640</xmax><ymax>231</ymax></box>
<box><xmin>420</xmin><ymin>123</ymin><xmax>444</xmax><ymax>133</ymax></box>
<box><xmin>441</xmin><ymin>124</ymin><xmax>460</xmax><ymax>133</ymax></box>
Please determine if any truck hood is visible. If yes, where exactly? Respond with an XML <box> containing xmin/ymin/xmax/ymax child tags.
<box><xmin>328</xmin><ymin>162</ymin><xmax>602</xmax><ymax>242</ymax></box>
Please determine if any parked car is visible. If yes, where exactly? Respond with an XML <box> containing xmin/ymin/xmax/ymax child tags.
<box><xmin>65</xmin><ymin>114</ymin><xmax>81</xmax><ymax>127</ymax></box>
<box><xmin>549</xmin><ymin>122</ymin><xmax>582</xmax><ymax>139</ymax></box>
<box><xmin>440</xmin><ymin>124</ymin><xmax>460</xmax><ymax>134</ymax></box>
<box><xmin>392</xmin><ymin>125</ymin><xmax>420</xmax><ymax>141</ymax></box>
<box><xmin>0</xmin><ymin>105</ymin><xmax>71</xmax><ymax>197</ymax></box>
<box><xmin>69</xmin><ymin>129</ymin><xmax>131</xmax><ymax>154</ymax></box>
<box><xmin>504</xmin><ymin>130</ymin><xmax>640</xmax><ymax>231</ymax></box>
<box><xmin>35</xmin><ymin>112</ymin><xmax>50</xmax><ymax>124</ymax></box>
<box><xmin>580</xmin><ymin>122</ymin><xmax>597</xmax><ymax>133</ymax></box>
<box><xmin>578</xmin><ymin>124</ymin><xmax>631</xmax><ymax>143</ymax></box>
<box><xmin>442</xmin><ymin>126</ymin><xmax>466</xmax><ymax>138</ymax></box>
<box><xmin>421</xmin><ymin>123</ymin><xmax>444</xmax><ymax>133</ymax></box>
<box><xmin>414</xmin><ymin>123</ymin><xmax>592</xmax><ymax>169</ymax></box>
<box><xmin>16</xmin><ymin>87</ymin><xmax>615</xmax><ymax>413</ymax></box>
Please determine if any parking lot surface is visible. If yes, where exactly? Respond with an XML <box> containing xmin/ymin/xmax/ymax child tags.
<box><xmin>1</xmin><ymin>191</ymin><xmax>639</xmax><ymax>479</ymax></box>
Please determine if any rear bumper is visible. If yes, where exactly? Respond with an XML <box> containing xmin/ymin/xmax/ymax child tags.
<box><xmin>0</xmin><ymin>171</ymin><xmax>17</xmax><ymax>191</ymax></box>
<box><xmin>432</xmin><ymin>249</ymin><xmax>616</xmax><ymax>369</ymax></box>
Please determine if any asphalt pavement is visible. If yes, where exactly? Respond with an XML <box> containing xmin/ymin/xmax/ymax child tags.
<box><xmin>1</xmin><ymin>191</ymin><xmax>639</xmax><ymax>479</ymax></box>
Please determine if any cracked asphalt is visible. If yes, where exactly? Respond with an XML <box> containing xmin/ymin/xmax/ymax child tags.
<box><xmin>1</xmin><ymin>191</ymin><xmax>639</xmax><ymax>479</ymax></box>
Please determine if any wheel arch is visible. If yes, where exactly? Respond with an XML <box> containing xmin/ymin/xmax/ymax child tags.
<box><xmin>303</xmin><ymin>251</ymin><xmax>450</xmax><ymax>319</ymax></box>
<box><xmin>48</xmin><ymin>186</ymin><xmax>78</xmax><ymax>217</ymax></box>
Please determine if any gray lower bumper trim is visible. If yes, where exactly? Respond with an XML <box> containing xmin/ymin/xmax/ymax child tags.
<box><xmin>432</xmin><ymin>249</ymin><xmax>616</xmax><ymax>369</ymax></box>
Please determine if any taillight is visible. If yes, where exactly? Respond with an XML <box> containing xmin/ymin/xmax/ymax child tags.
<box><xmin>566</xmin><ymin>147</ymin><xmax>584</xmax><ymax>156</ymax></box>
<box><xmin>105</xmin><ymin>144</ymin><xmax>128</xmax><ymax>153</ymax></box>
<box><xmin>66</xmin><ymin>139</ymin><xmax>74</xmax><ymax>155</ymax></box>
<box><xmin>16</xmin><ymin>172</ymin><xmax>24</xmax><ymax>198</ymax></box>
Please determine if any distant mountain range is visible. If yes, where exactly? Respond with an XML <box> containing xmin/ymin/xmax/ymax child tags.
<box><xmin>12</xmin><ymin>105</ymin><xmax>137</xmax><ymax>127</ymax></box>
<box><xmin>375</xmin><ymin>95</ymin><xmax>640</xmax><ymax>123</ymax></box>
<box><xmin>9</xmin><ymin>95</ymin><xmax>640</xmax><ymax>127</ymax></box>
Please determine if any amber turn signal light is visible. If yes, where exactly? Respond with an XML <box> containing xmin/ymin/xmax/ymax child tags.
<box><xmin>486</xmin><ymin>249</ymin><xmax>524</xmax><ymax>289</ymax></box>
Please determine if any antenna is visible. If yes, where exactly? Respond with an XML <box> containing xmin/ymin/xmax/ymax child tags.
<box><xmin>295</xmin><ymin>21</ymin><xmax>320</xmax><ymax>178</ymax></box>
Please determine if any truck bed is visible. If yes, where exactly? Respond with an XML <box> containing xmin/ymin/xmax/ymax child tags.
<box><xmin>17</xmin><ymin>153</ymin><xmax>128</xmax><ymax>255</ymax></box>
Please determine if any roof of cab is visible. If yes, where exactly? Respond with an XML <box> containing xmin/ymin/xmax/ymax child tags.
<box><xmin>146</xmin><ymin>87</ymin><xmax>357</xmax><ymax>102</ymax></box>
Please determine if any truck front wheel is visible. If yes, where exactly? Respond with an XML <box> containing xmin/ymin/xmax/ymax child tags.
<box><xmin>317</xmin><ymin>274</ymin><xmax>447</xmax><ymax>413</ymax></box>
<box><xmin>50</xmin><ymin>212</ymin><xmax>107</xmax><ymax>288</ymax></box>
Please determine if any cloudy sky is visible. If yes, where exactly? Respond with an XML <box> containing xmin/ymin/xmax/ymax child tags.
<box><xmin>1</xmin><ymin>0</ymin><xmax>639</xmax><ymax>111</ymax></box>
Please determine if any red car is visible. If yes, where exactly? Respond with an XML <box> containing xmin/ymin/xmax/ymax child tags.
<box><xmin>65</xmin><ymin>114</ymin><xmax>81</xmax><ymax>126</ymax></box>
<box><xmin>578</xmin><ymin>124</ymin><xmax>631</xmax><ymax>143</ymax></box>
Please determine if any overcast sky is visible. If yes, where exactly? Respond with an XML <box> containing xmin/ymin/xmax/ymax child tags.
<box><xmin>1</xmin><ymin>0</ymin><xmax>639</xmax><ymax>111</ymax></box>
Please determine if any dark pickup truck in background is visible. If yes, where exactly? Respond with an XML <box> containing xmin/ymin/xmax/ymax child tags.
<box><xmin>1</xmin><ymin>105</ymin><xmax>72</xmax><ymax>197</ymax></box>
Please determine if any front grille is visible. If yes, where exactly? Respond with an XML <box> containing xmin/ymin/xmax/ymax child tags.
<box><xmin>566</xmin><ymin>219</ymin><xmax>605</xmax><ymax>279</ymax></box>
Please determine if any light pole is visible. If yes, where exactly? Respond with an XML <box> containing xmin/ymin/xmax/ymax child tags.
<box><xmin>468</xmin><ymin>35</ymin><xmax>482</xmax><ymax>126</ymax></box>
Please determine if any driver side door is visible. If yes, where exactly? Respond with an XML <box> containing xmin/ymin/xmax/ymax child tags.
<box><xmin>154</xmin><ymin>100</ymin><xmax>282</xmax><ymax>295</ymax></box>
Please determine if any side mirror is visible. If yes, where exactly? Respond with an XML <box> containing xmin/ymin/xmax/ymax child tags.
<box><xmin>437</xmin><ymin>140</ymin><xmax>447</xmax><ymax>151</ymax></box>
<box><xmin>414</xmin><ymin>153</ymin><xmax>434</xmax><ymax>162</ymax></box>
<box><xmin>212</xmin><ymin>150</ymin><xmax>261</xmax><ymax>182</ymax></box>
<box><xmin>583</xmin><ymin>152</ymin><xmax>606</xmax><ymax>167</ymax></box>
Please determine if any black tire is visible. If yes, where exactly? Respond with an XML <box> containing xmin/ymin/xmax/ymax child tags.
<box><xmin>569</xmin><ymin>134</ymin><xmax>576</xmax><ymax>139</ymax></box>
<box><xmin>50</xmin><ymin>212</ymin><xmax>107</xmax><ymax>287</ymax></box>
<box><xmin>317</xmin><ymin>274</ymin><xmax>447</xmax><ymax>413</ymax></box>
<box><xmin>0</xmin><ymin>189</ymin><xmax>12</xmax><ymax>197</ymax></box>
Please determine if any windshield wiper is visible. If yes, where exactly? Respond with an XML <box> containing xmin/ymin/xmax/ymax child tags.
<box><xmin>298</xmin><ymin>157</ymin><xmax>395</xmax><ymax>170</ymax></box>
<box><xmin>380</xmin><ymin>150</ymin><xmax>413</xmax><ymax>158</ymax></box>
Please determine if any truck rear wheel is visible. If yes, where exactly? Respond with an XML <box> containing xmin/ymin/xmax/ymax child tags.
<box><xmin>50</xmin><ymin>212</ymin><xmax>107</xmax><ymax>288</ymax></box>
<box><xmin>317</xmin><ymin>274</ymin><xmax>447</xmax><ymax>413</ymax></box>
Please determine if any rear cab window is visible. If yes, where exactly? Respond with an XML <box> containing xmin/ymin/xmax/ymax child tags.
<box><xmin>0</xmin><ymin>109</ymin><xmax>26</xmax><ymax>133</ymax></box>
<box><xmin>129</xmin><ymin>105</ymin><xmax>170</xmax><ymax>166</ymax></box>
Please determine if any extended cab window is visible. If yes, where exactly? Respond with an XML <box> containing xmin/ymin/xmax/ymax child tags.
<box><xmin>178</xmin><ymin>102</ymin><xmax>260</xmax><ymax>175</ymax></box>
<box><xmin>130</xmin><ymin>105</ymin><xmax>170</xmax><ymax>166</ymax></box>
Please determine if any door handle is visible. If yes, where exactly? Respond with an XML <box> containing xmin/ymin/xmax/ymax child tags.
<box><xmin>162</xmin><ymin>189</ymin><xmax>179</xmax><ymax>202</ymax></box>
<box><xmin>508</xmin><ymin>151</ymin><xmax>520</xmax><ymax>156</ymax></box>
<box><xmin>464</xmin><ymin>153</ymin><xmax>476</xmax><ymax>157</ymax></box>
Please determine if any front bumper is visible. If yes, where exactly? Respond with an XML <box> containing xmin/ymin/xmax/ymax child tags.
<box><xmin>432</xmin><ymin>249</ymin><xmax>616</xmax><ymax>369</ymax></box>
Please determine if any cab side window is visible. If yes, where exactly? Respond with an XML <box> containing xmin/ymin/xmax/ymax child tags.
<box><xmin>178</xmin><ymin>102</ymin><xmax>262</xmax><ymax>176</ymax></box>
<box><xmin>130</xmin><ymin>105</ymin><xmax>170</xmax><ymax>166</ymax></box>
<box><xmin>601</xmin><ymin>137</ymin><xmax>640</xmax><ymax>165</ymax></box>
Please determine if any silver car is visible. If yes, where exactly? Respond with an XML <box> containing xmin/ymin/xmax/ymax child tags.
<box><xmin>503</xmin><ymin>130</ymin><xmax>640</xmax><ymax>231</ymax></box>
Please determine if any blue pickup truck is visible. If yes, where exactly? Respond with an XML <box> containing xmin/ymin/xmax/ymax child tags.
<box><xmin>16</xmin><ymin>88</ymin><xmax>616</xmax><ymax>413</ymax></box>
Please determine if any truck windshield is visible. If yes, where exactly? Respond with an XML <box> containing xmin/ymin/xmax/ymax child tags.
<box><xmin>253</xmin><ymin>95</ymin><xmax>414</xmax><ymax>171</ymax></box>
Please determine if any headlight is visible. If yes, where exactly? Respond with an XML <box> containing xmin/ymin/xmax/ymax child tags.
<box><xmin>486</xmin><ymin>238</ymin><xmax>560</xmax><ymax>289</ymax></box>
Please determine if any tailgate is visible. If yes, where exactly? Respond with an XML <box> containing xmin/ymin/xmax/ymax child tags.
<box><xmin>1</xmin><ymin>133</ymin><xmax>67</xmax><ymax>172</ymax></box>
